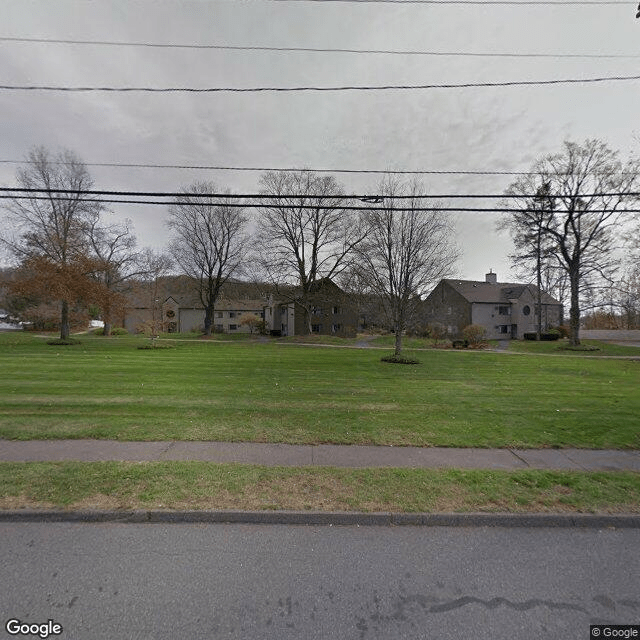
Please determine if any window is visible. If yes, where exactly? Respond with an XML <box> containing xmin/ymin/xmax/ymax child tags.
<box><xmin>498</xmin><ymin>306</ymin><xmax>510</xmax><ymax>316</ymax></box>
<box><xmin>332</xmin><ymin>324</ymin><xmax>341</xmax><ymax>333</ymax></box>
<box><xmin>499</xmin><ymin>325</ymin><xmax>509</xmax><ymax>334</ymax></box>
<box><xmin>332</xmin><ymin>306</ymin><xmax>340</xmax><ymax>314</ymax></box>
<box><xmin>312</xmin><ymin>324</ymin><xmax>322</xmax><ymax>333</ymax></box>
<box><xmin>522</xmin><ymin>305</ymin><xmax>531</xmax><ymax>316</ymax></box>
<box><xmin>229</xmin><ymin>312</ymin><xmax>236</xmax><ymax>318</ymax></box>
<box><xmin>216</xmin><ymin>312</ymin><xmax>223</xmax><ymax>318</ymax></box>
<box><xmin>215</xmin><ymin>324</ymin><xmax>223</xmax><ymax>332</ymax></box>
<box><xmin>229</xmin><ymin>324</ymin><xmax>237</xmax><ymax>331</ymax></box>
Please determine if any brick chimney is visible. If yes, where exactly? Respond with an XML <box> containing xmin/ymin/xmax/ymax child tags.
<box><xmin>485</xmin><ymin>269</ymin><xmax>497</xmax><ymax>284</ymax></box>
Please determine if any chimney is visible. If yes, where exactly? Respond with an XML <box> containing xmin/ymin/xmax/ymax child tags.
<box><xmin>485</xmin><ymin>269</ymin><xmax>497</xmax><ymax>284</ymax></box>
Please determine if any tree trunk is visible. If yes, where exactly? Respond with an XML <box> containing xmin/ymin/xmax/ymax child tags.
<box><xmin>568</xmin><ymin>265</ymin><xmax>581</xmax><ymax>347</ymax></box>
<box><xmin>203</xmin><ymin>304</ymin><xmax>213</xmax><ymax>336</ymax></box>
<box><xmin>394</xmin><ymin>306</ymin><xmax>404</xmax><ymax>356</ymax></box>
<box><xmin>60</xmin><ymin>299</ymin><xmax>70</xmax><ymax>340</ymax></box>
<box><xmin>394</xmin><ymin>326</ymin><xmax>402</xmax><ymax>357</ymax></box>
<box><xmin>103</xmin><ymin>302</ymin><xmax>112</xmax><ymax>336</ymax></box>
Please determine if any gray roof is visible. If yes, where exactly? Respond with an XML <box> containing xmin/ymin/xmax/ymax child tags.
<box><xmin>443</xmin><ymin>279</ymin><xmax>561</xmax><ymax>305</ymax></box>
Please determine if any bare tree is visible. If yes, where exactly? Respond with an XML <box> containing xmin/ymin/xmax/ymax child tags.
<box><xmin>167</xmin><ymin>182</ymin><xmax>248</xmax><ymax>335</ymax></box>
<box><xmin>256</xmin><ymin>170</ymin><xmax>364</xmax><ymax>333</ymax></box>
<box><xmin>355</xmin><ymin>176</ymin><xmax>459</xmax><ymax>357</ymax></box>
<box><xmin>87</xmin><ymin>218</ymin><xmax>145</xmax><ymax>336</ymax></box>
<box><xmin>137</xmin><ymin>248</ymin><xmax>173</xmax><ymax>338</ymax></box>
<box><xmin>1</xmin><ymin>147</ymin><xmax>104</xmax><ymax>340</ymax></box>
<box><xmin>503</xmin><ymin>140</ymin><xmax>639</xmax><ymax>346</ymax></box>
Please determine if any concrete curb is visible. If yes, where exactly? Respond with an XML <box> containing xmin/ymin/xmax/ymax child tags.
<box><xmin>0</xmin><ymin>509</ymin><xmax>639</xmax><ymax>528</ymax></box>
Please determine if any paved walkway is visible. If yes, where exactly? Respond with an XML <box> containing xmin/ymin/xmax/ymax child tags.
<box><xmin>1</xmin><ymin>440</ymin><xmax>639</xmax><ymax>471</ymax></box>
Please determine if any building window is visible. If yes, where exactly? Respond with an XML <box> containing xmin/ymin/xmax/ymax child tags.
<box><xmin>229</xmin><ymin>324</ymin><xmax>237</xmax><ymax>331</ymax></box>
<box><xmin>229</xmin><ymin>312</ymin><xmax>236</xmax><ymax>318</ymax></box>
<box><xmin>332</xmin><ymin>323</ymin><xmax>341</xmax><ymax>333</ymax></box>
<box><xmin>499</xmin><ymin>325</ymin><xmax>509</xmax><ymax>334</ymax></box>
<box><xmin>498</xmin><ymin>306</ymin><xmax>510</xmax><ymax>315</ymax></box>
<box><xmin>215</xmin><ymin>324</ymin><xmax>223</xmax><ymax>332</ymax></box>
<box><xmin>216</xmin><ymin>311</ymin><xmax>223</xmax><ymax>318</ymax></box>
<box><xmin>332</xmin><ymin>306</ymin><xmax>340</xmax><ymax>314</ymax></box>
<box><xmin>522</xmin><ymin>305</ymin><xmax>531</xmax><ymax>316</ymax></box>
<box><xmin>312</xmin><ymin>324</ymin><xmax>322</xmax><ymax>333</ymax></box>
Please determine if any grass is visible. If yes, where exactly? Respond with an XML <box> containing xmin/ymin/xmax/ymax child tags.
<box><xmin>0</xmin><ymin>462</ymin><xmax>638</xmax><ymax>513</ymax></box>
<box><xmin>508</xmin><ymin>338</ymin><xmax>640</xmax><ymax>357</ymax></box>
<box><xmin>0</xmin><ymin>331</ymin><xmax>639</xmax><ymax>448</ymax></box>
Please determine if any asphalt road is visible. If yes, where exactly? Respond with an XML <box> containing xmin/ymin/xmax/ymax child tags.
<box><xmin>1</xmin><ymin>523</ymin><xmax>638</xmax><ymax>640</ymax></box>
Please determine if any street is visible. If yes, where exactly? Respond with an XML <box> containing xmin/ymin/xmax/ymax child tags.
<box><xmin>1</xmin><ymin>522</ymin><xmax>638</xmax><ymax>639</ymax></box>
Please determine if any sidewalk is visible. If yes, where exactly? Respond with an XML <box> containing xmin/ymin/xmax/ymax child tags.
<box><xmin>1</xmin><ymin>439</ymin><xmax>639</xmax><ymax>471</ymax></box>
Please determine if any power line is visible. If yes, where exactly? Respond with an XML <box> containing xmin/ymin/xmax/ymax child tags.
<box><xmin>2</xmin><ymin>159</ymin><xmax>639</xmax><ymax>177</ymax></box>
<box><xmin>2</xmin><ymin>194</ymin><xmax>638</xmax><ymax>213</ymax></box>
<box><xmin>2</xmin><ymin>36</ymin><xmax>636</xmax><ymax>59</ymax></box>
<box><xmin>266</xmin><ymin>0</ymin><xmax>633</xmax><ymax>4</ymax></box>
<box><xmin>1</xmin><ymin>74</ymin><xmax>639</xmax><ymax>93</ymax></box>
<box><xmin>0</xmin><ymin>160</ymin><xmax>560</xmax><ymax>175</ymax></box>
<box><xmin>2</xmin><ymin>187</ymin><xmax>638</xmax><ymax>200</ymax></box>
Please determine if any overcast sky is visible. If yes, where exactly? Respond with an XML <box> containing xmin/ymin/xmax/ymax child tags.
<box><xmin>1</xmin><ymin>0</ymin><xmax>638</xmax><ymax>281</ymax></box>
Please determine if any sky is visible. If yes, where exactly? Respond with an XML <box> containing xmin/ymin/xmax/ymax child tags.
<box><xmin>1</xmin><ymin>0</ymin><xmax>638</xmax><ymax>282</ymax></box>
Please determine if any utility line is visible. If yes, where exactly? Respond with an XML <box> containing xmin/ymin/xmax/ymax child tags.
<box><xmin>0</xmin><ymin>161</ymin><xmax>566</xmax><ymax>175</ymax></box>
<box><xmin>1</xmin><ymin>74</ymin><xmax>639</xmax><ymax>92</ymax></box>
<box><xmin>1</xmin><ymin>160</ymin><xmax>638</xmax><ymax>177</ymax></box>
<box><xmin>1</xmin><ymin>37</ymin><xmax>636</xmax><ymax>59</ymax></box>
<box><xmin>2</xmin><ymin>187</ymin><xmax>638</xmax><ymax>200</ymax></box>
<box><xmin>1</xmin><ymin>194</ymin><xmax>638</xmax><ymax>213</ymax></box>
<box><xmin>266</xmin><ymin>0</ymin><xmax>632</xmax><ymax>4</ymax></box>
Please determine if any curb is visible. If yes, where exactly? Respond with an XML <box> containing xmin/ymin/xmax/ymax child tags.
<box><xmin>0</xmin><ymin>510</ymin><xmax>639</xmax><ymax>528</ymax></box>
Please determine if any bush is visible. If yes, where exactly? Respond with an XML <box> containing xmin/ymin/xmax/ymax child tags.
<box><xmin>93</xmin><ymin>327</ymin><xmax>128</xmax><ymax>336</ymax></box>
<box><xmin>462</xmin><ymin>325</ymin><xmax>486</xmax><ymax>347</ymax></box>
<box><xmin>524</xmin><ymin>331</ymin><xmax>560</xmax><ymax>341</ymax></box>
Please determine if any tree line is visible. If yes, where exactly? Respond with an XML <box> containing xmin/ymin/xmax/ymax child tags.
<box><xmin>1</xmin><ymin>139</ymin><xmax>639</xmax><ymax>353</ymax></box>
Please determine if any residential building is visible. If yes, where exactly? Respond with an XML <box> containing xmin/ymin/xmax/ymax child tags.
<box><xmin>423</xmin><ymin>271</ymin><xmax>563</xmax><ymax>339</ymax></box>
<box><xmin>263</xmin><ymin>278</ymin><xmax>358</xmax><ymax>338</ymax></box>
<box><xmin>122</xmin><ymin>277</ymin><xmax>266</xmax><ymax>334</ymax></box>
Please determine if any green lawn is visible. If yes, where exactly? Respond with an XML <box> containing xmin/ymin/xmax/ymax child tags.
<box><xmin>508</xmin><ymin>338</ymin><xmax>640</xmax><ymax>357</ymax></box>
<box><xmin>1</xmin><ymin>462</ymin><xmax>638</xmax><ymax>513</ymax></box>
<box><xmin>1</xmin><ymin>331</ymin><xmax>639</xmax><ymax>448</ymax></box>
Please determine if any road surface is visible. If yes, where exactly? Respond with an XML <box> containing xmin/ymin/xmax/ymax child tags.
<box><xmin>1</xmin><ymin>522</ymin><xmax>638</xmax><ymax>639</ymax></box>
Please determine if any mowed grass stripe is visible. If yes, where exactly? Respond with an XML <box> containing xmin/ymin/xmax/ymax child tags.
<box><xmin>0</xmin><ymin>332</ymin><xmax>639</xmax><ymax>448</ymax></box>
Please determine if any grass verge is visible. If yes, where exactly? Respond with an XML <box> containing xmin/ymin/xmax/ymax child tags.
<box><xmin>0</xmin><ymin>462</ymin><xmax>638</xmax><ymax>514</ymax></box>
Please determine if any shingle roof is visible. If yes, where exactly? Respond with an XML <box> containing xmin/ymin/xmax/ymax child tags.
<box><xmin>443</xmin><ymin>279</ymin><xmax>561</xmax><ymax>305</ymax></box>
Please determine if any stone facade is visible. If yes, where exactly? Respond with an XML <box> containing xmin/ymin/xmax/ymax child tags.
<box><xmin>423</xmin><ymin>272</ymin><xmax>563</xmax><ymax>340</ymax></box>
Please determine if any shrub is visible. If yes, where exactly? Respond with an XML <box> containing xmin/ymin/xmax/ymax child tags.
<box><xmin>426</xmin><ymin>323</ymin><xmax>447</xmax><ymax>346</ymax></box>
<box><xmin>462</xmin><ymin>324</ymin><xmax>486</xmax><ymax>347</ymax></box>
<box><xmin>93</xmin><ymin>327</ymin><xmax>128</xmax><ymax>336</ymax></box>
<box><xmin>524</xmin><ymin>331</ymin><xmax>560</xmax><ymax>341</ymax></box>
